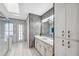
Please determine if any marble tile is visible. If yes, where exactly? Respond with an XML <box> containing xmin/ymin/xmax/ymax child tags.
<box><xmin>29</xmin><ymin>47</ymin><xmax>40</xmax><ymax>56</ymax></box>
<box><xmin>6</xmin><ymin>42</ymin><xmax>40</xmax><ymax>56</ymax></box>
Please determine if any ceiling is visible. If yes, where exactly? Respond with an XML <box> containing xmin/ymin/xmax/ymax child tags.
<box><xmin>0</xmin><ymin>3</ymin><xmax>53</xmax><ymax>20</ymax></box>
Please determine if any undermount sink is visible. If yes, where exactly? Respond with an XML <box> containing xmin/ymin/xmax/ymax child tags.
<box><xmin>35</xmin><ymin>35</ymin><xmax>53</xmax><ymax>46</ymax></box>
<box><xmin>35</xmin><ymin>35</ymin><xmax>52</xmax><ymax>40</ymax></box>
<box><xmin>40</xmin><ymin>37</ymin><xmax>48</xmax><ymax>40</ymax></box>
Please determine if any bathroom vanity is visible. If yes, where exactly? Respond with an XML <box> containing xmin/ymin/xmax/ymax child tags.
<box><xmin>34</xmin><ymin>8</ymin><xmax>54</xmax><ymax>56</ymax></box>
<box><xmin>35</xmin><ymin>35</ymin><xmax>53</xmax><ymax>56</ymax></box>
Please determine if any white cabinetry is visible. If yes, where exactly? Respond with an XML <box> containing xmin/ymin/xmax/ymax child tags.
<box><xmin>45</xmin><ymin>43</ymin><xmax>53</xmax><ymax>56</ymax></box>
<box><xmin>66</xmin><ymin>4</ymin><xmax>79</xmax><ymax>40</ymax></box>
<box><xmin>35</xmin><ymin>37</ymin><xmax>45</xmax><ymax>56</ymax></box>
<box><xmin>65</xmin><ymin>40</ymin><xmax>79</xmax><ymax>56</ymax></box>
<box><xmin>55</xmin><ymin>38</ymin><xmax>66</xmax><ymax>56</ymax></box>
<box><xmin>55</xmin><ymin>3</ymin><xmax>79</xmax><ymax>56</ymax></box>
<box><xmin>55</xmin><ymin>3</ymin><xmax>66</xmax><ymax>38</ymax></box>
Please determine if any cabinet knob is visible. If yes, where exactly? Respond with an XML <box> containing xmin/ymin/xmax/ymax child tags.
<box><xmin>62</xmin><ymin>40</ymin><xmax>64</xmax><ymax>46</ymax></box>
<box><xmin>68</xmin><ymin>46</ymin><xmax>70</xmax><ymax>48</ymax></box>
<box><xmin>68</xmin><ymin>35</ymin><xmax>70</xmax><ymax>38</ymax></box>
<box><xmin>62</xmin><ymin>30</ymin><xmax>65</xmax><ymax>37</ymax></box>
<box><xmin>62</xmin><ymin>30</ymin><xmax>64</xmax><ymax>33</ymax></box>
<box><xmin>68</xmin><ymin>41</ymin><xmax>70</xmax><ymax>44</ymax></box>
<box><xmin>68</xmin><ymin>30</ymin><xmax>70</xmax><ymax>33</ymax></box>
<box><xmin>62</xmin><ymin>40</ymin><xmax>64</xmax><ymax>42</ymax></box>
<box><xmin>62</xmin><ymin>44</ymin><xmax>64</xmax><ymax>46</ymax></box>
<box><xmin>62</xmin><ymin>34</ymin><xmax>64</xmax><ymax>36</ymax></box>
<box><xmin>68</xmin><ymin>41</ymin><xmax>70</xmax><ymax>48</ymax></box>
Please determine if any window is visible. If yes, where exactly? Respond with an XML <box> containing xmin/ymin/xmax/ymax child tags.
<box><xmin>18</xmin><ymin>24</ymin><xmax>23</xmax><ymax>40</ymax></box>
<box><xmin>5</xmin><ymin>23</ymin><xmax>9</xmax><ymax>36</ymax></box>
<box><xmin>9</xmin><ymin>23</ymin><xmax>13</xmax><ymax>35</ymax></box>
<box><xmin>5</xmin><ymin>23</ymin><xmax>13</xmax><ymax>41</ymax></box>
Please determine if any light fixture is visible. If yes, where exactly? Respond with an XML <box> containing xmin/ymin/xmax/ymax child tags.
<box><xmin>4</xmin><ymin>3</ymin><xmax>20</xmax><ymax>14</ymax></box>
<box><xmin>42</xmin><ymin>18</ymin><xmax>48</xmax><ymax>23</ymax></box>
<box><xmin>42</xmin><ymin>15</ymin><xmax>53</xmax><ymax>23</ymax></box>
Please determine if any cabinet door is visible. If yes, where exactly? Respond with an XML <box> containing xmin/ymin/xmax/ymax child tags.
<box><xmin>66</xmin><ymin>40</ymin><xmax>79</xmax><ymax>56</ymax></box>
<box><xmin>39</xmin><ymin>40</ymin><xmax>45</xmax><ymax>56</ymax></box>
<box><xmin>35</xmin><ymin>39</ymin><xmax>45</xmax><ymax>56</ymax></box>
<box><xmin>35</xmin><ymin>38</ymin><xmax>38</xmax><ymax>49</ymax></box>
<box><xmin>55</xmin><ymin>3</ymin><xmax>66</xmax><ymax>38</ymax></box>
<box><xmin>45</xmin><ymin>45</ymin><xmax>53</xmax><ymax>56</ymax></box>
<box><xmin>66</xmin><ymin>4</ymin><xmax>79</xmax><ymax>40</ymax></box>
<box><xmin>55</xmin><ymin>37</ymin><xmax>66</xmax><ymax>56</ymax></box>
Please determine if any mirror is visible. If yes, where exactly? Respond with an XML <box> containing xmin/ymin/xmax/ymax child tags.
<box><xmin>41</xmin><ymin>15</ymin><xmax>54</xmax><ymax>38</ymax></box>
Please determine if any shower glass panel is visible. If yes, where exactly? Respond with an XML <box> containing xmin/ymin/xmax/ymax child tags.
<box><xmin>0</xmin><ymin>13</ymin><xmax>9</xmax><ymax>56</ymax></box>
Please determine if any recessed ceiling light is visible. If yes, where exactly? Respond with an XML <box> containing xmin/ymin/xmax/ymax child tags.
<box><xmin>4</xmin><ymin>3</ymin><xmax>20</xmax><ymax>14</ymax></box>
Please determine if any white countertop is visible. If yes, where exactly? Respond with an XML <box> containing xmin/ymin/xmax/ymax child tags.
<box><xmin>35</xmin><ymin>35</ymin><xmax>53</xmax><ymax>46</ymax></box>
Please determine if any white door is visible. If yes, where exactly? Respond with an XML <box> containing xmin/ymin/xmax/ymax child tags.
<box><xmin>55</xmin><ymin>3</ymin><xmax>66</xmax><ymax>38</ymax></box>
<box><xmin>65</xmin><ymin>40</ymin><xmax>79</xmax><ymax>56</ymax></box>
<box><xmin>66</xmin><ymin>3</ymin><xmax>79</xmax><ymax>40</ymax></box>
<box><xmin>55</xmin><ymin>37</ymin><xmax>66</xmax><ymax>56</ymax></box>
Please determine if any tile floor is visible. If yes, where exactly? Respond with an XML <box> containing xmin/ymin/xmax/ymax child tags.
<box><xmin>6</xmin><ymin>42</ymin><xmax>40</xmax><ymax>56</ymax></box>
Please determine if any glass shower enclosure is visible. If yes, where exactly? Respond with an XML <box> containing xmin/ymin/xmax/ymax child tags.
<box><xmin>0</xmin><ymin>12</ymin><xmax>9</xmax><ymax>56</ymax></box>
